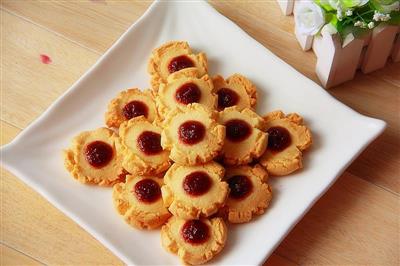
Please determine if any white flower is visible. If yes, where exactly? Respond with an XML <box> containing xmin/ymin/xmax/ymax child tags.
<box><xmin>354</xmin><ymin>21</ymin><xmax>363</xmax><ymax>27</ymax></box>
<box><xmin>336</xmin><ymin>3</ymin><xmax>344</xmax><ymax>20</ymax></box>
<box><xmin>354</xmin><ymin>21</ymin><xmax>367</xmax><ymax>28</ymax></box>
<box><xmin>373</xmin><ymin>11</ymin><xmax>391</xmax><ymax>21</ymax></box>
<box><xmin>367</xmin><ymin>21</ymin><xmax>375</xmax><ymax>29</ymax></box>
<box><xmin>345</xmin><ymin>9</ymin><xmax>353</xmax><ymax>16</ymax></box>
<box><xmin>319</xmin><ymin>0</ymin><xmax>332</xmax><ymax>7</ymax></box>
<box><xmin>382</xmin><ymin>14</ymin><xmax>391</xmax><ymax>21</ymax></box>
<box><xmin>328</xmin><ymin>0</ymin><xmax>339</xmax><ymax>9</ymax></box>
<box><xmin>329</xmin><ymin>0</ymin><xmax>369</xmax><ymax>9</ymax></box>
<box><xmin>294</xmin><ymin>1</ymin><xmax>326</xmax><ymax>35</ymax></box>
<box><xmin>355</xmin><ymin>0</ymin><xmax>369</xmax><ymax>6</ymax></box>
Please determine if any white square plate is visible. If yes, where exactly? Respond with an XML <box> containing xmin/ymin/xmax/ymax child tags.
<box><xmin>1</xmin><ymin>1</ymin><xmax>386</xmax><ymax>265</ymax></box>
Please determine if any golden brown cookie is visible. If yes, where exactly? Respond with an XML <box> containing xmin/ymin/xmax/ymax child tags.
<box><xmin>148</xmin><ymin>41</ymin><xmax>208</xmax><ymax>92</ymax></box>
<box><xmin>259</xmin><ymin>110</ymin><xmax>312</xmax><ymax>176</ymax></box>
<box><xmin>156</xmin><ymin>68</ymin><xmax>216</xmax><ymax>118</ymax></box>
<box><xmin>220</xmin><ymin>164</ymin><xmax>272</xmax><ymax>224</ymax></box>
<box><xmin>118</xmin><ymin>116</ymin><xmax>171</xmax><ymax>175</ymax></box>
<box><xmin>63</xmin><ymin>127</ymin><xmax>125</xmax><ymax>186</ymax></box>
<box><xmin>161</xmin><ymin>103</ymin><xmax>225</xmax><ymax>165</ymax></box>
<box><xmin>161</xmin><ymin>162</ymin><xmax>229</xmax><ymax>219</ymax></box>
<box><xmin>113</xmin><ymin>175</ymin><xmax>171</xmax><ymax>229</ymax></box>
<box><xmin>161</xmin><ymin>216</ymin><xmax>227</xmax><ymax>265</ymax></box>
<box><xmin>218</xmin><ymin>106</ymin><xmax>267</xmax><ymax>166</ymax></box>
<box><xmin>105</xmin><ymin>88</ymin><xmax>157</xmax><ymax>128</ymax></box>
<box><xmin>213</xmin><ymin>74</ymin><xmax>257</xmax><ymax>111</ymax></box>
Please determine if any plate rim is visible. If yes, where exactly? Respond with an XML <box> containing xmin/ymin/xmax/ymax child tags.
<box><xmin>0</xmin><ymin>0</ymin><xmax>387</xmax><ymax>265</ymax></box>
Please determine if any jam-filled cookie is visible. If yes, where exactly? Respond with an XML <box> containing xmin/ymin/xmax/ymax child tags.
<box><xmin>113</xmin><ymin>175</ymin><xmax>171</xmax><ymax>229</ymax></box>
<box><xmin>220</xmin><ymin>164</ymin><xmax>272</xmax><ymax>223</ymax></box>
<box><xmin>148</xmin><ymin>41</ymin><xmax>208</xmax><ymax>92</ymax></box>
<box><xmin>118</xmin><ymin>116</ymin><xmax>171</xmax><ymax>175</ymax></box>
<box><xmin>64</xmin><ymin>127</ymin><xmax>125</xmax><ymax>186</ymax></box>
<box><xmin>259</xmin><ymin>110</ymin><xmax>312</xmax><ymax>176</ymax></box>
<box><xmin>161</xmin><ymin>162</ymin><xmax>229</xmax><ymax>219</ymax></box>
<box><xmin>213</xmin><ymin>74</ymin><xmax>257</xmax><ymax>111</ymax></box>
<box><xmin>156</xmin><ymin>69</ymin><xmax>216</xmax><ymax>118</ymax></box>
<box><xmin>161</xmin><ymin>216</ymin><xmax>227</xmax><ymax>265</ymax></box>
<box><xmin>161</xmin><ymin>103</ymin><xmax>225</xmax><ymax>165</ymax></box>
<box><xmin>218</xmin><ymin>106</ymin><xmax>267</xmax><ymax>166</ymax></box>
<box><xmin>105</xmin><ymin>88</ymin><xmax>157</xmax><ymax>128</ymax></box>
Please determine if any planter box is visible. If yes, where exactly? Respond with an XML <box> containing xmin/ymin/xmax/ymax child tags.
<box><xmin>277</xmin><ymin>0</ymin><xmax>400</xmax><ymax>88</ymax></box>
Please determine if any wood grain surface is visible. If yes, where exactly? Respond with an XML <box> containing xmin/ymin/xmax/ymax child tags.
<box><xmin>1</xmin><ymin>1</ymin><xmax>399</xmax><ymax>265</ymax></box>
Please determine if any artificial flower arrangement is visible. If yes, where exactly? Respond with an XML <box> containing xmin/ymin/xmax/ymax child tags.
<box><xmin>295</xmin><ymin>0</ymin><xmax>400</xmax><ymax>41</ymax></box>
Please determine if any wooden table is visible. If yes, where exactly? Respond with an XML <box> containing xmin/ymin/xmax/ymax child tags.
<box><xmin>1</xmin><ymin>1</ymin><xmax>399</xmax><ymax>265</ymax></box>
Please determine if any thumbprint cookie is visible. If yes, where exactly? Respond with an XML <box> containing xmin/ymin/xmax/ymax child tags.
<box><xmin>161</xmin><ymin>162</ymin><xmax>229</xmax><ymax>219</ymax></box>
<box><xmin>113</xmin><ymin>175</ymin><xmax>171</xmax><ymax>229</ymax></box>
<box><xmin>156</xmin><ymin>68</ymin><xmax>216</xmax><ymax>118</ymax></box>
<box><xmin>161</xmin><ymin>103</ymin><xmax>225</xmax><ymax>165</ymax></box>
<box><xmin>64</xmin><ymin>127</ymin><xmax>125</xmax><ymax>186</ymax></box>
<box><xmin>213</xmin><ymin>74</ymin><xmax>257</xmax><ymax>111</ymax></box>
<box><xmin>105</xmin><ymin>88</ymin><xmax>157</xmax><ymax>128</ymax></box>
<box><xmin>148</xmin><ymin>41</ymin><xmax>208</xmax><ymax>92</ymax></box>
<box><xmin>118</xmin><ymin>117</ymin><xmax>171</xmax><ymax>175</ymax></box>
<box><xmin>259</xmin><ymin>110</ymin><xmax>312</xmax><ymax>176</ymax></box>
<box><xmin>220</xmin><ymin>164</ymin><xmax>272</xmax><ymax>223</ymax></box>
<box><xmin>218</xmin><ymin>106</ymin><xmax>267</xmax><ymax>166</ymax></box>
<box><xmin>161</xmin><ymin>216</ymin><xmax>227</xmax><ymax>265</ymax></box>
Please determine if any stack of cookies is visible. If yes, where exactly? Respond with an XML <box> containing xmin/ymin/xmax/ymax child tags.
<box><xmin>64</xmin><ymin>41</ymin><xmax>312</xmax><ymax>265</ymax></box>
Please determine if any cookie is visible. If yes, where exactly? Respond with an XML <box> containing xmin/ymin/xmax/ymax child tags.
<box><xmin>148</xmin><ymin>41</ymin><xmax>208</xmax><ymax>92</ymax></box>
<box><xmin>161</xmin><ymin>216</ymin><xmax>227</xmax><ymax>265</ymax></box>
<box><xmin>156</xmin><ymin>68</ymin><xmax>216</xmax><ymax>118</ymax></box>
<box><xmin>259</xmin><ymin>110</ymin><xmax>312</xmax><ymax>176</ymax></box>
<box><xmin>105</xmin><ymin>88</ymin><xmax>157</xmax><ymax>128</ymax></box>
<box><xmin>218</xmin><ymin>106</ymin><xmax>268</xmax><ymax>166</ymax></box>
<box><xmin>113</xmin><ymin>175</ymin><xmax>171</xmax><ymax>229</ymax></box>
<box><xmin>161</xmin><ymin>162</ymin><xmax>229</xmax><ymax>219</ymax></box>
<box><xmin>118</xmin><ymin>116</ymin><xmax>171</xmax><ymax>175</ymax></box>
<box><xmin>220</xmin><ymin>164</ymin><xmax>272</xmax><ymax>223</ymax></box>
<box><xmin>63</xmin><ymin>127</ymin><xmax>125</xmax><ymax>186</ymax></box>
<box><xmin>213</xmin><ymin>74</ymin><xmax>257</xmax><ymax>111</ymax></box>
<box><xmin>161</xmin><ymin>103</ymin><xmax>225</xmax><ymax>165</ymax></box>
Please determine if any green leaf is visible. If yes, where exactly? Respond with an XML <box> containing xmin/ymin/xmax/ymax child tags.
<box><xmin>388</xmin><ymin>12</ymin><xmax>400</xmax><ymax>25</ymax></box>
<box><xmin>352</xmin><ymin>25</ymin><xmax>371</xmax><ymax>38</ymax></box>
<box><xmin>376</xmin><ymin>0</ymin><xmax>397</xmax><ymax>5</ymax></box>
<box><xmin>369</xmin><ymin>0</ymin><xmax>384</xmax><ymax>11</ymax></box>
<box><xmin>342</xmin><ymin>0</ymin><xmax>359</xmax><ymax>8</ymax></box>
<box><xmin>331</xmin><ymin>15</ymin><xmax>339</xmax><ymax>26</ymax></box>
<box><xmin>314</xmin><ymin>0</ymin><xmax>336</xmax><ymax>11</ymax></box>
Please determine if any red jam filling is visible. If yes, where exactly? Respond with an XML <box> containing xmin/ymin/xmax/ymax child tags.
<box><xmin>134</xmin><ymin>179</ymin><xmax>161</xmax><ymax>203</ymax></box>
<box><xmin>117</xmin><ymin>169</ymin><xmax>129</xmax><ymax>183</ymax></box>
<box><xmin>85</xmin><ymin>141</ymin><xmax>113</xmax><ymax>168</ymax></box>
<box><xmin>183</xmin><ymin>171</ymin><xmax>212</xmax><ymax>197</ymax></box>
<box><xmin>267</xmin><ymin>126</ymin><xmax>291</xmax><ymax>152</ymax></box>
<box><xmin>181</xmin><ymin>220</ymin><xmax>210</xmax><ymax>245</ymax></box>
<box><xmin>168</xmin><ymin>55</ymin><xmax>195</xmax><ymax>73</ymax></box>
<box><xmin>175</xmin><ymin>83</ymin><xmax>201</xmax><ymax>105</ymax></box>
<box><xmin>178</xmin><ymin>121</ymin><xmax>206</xmax><ymax>145</ymax></box>
<box><xmin>225</xmin><ymin>119</ymin><xmax>252</xmax><ymax>142</ymax></box>
<box><xmin>217</xmin><ymin>88</ymin><xmax>239</xmax><ymax>109</ymax></box>
<box><xmin>227</xmin><ymin>175</ymin><xmax>253</xmax><ymax>200</ymax></box>
<box><xmin>137</xmin><ymin>131</ymin><xmax>163</xmax><ymax>155</ymax></box>
<box><xmin>122</xmin><ymin>100</ymin><xmax>148</xmax><ymax>120</ymax></box>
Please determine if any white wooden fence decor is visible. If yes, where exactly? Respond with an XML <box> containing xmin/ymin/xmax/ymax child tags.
<box><xmin>277</xmin><ymin>0</ymin><xmax>400</xmax><ymax>88</ymax></box>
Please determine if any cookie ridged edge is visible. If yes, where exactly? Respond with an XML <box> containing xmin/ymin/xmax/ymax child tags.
<box><xmin>118</xmin><ymin>117</ymin><xmax>171</xmax><ymax>175</ymax></box>
<box><xmin>63</xmin><ymin>127</ymin><xmax>124</xmax><ymax>186</ymax></box>
<box><xmin>161</xmin><ymin>103</ymin><xmax>225</xmax><ymax>165</ymax></box>
<box><xmin>161</xmin><ymin>216</ymin><xmax>227</xmax><ymax>265</ymax></box>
